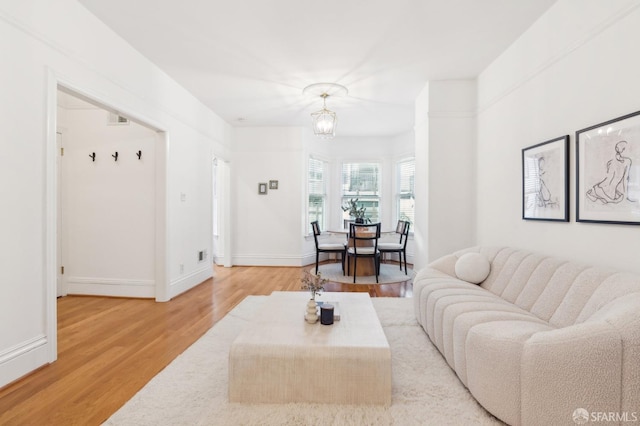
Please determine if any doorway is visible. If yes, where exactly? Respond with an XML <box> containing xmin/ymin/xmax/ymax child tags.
<box><xmin>56</xmin><ymin>88</ymin><xmax>163</xmax><ymax>299</ymax></box>
<box><xmin>212</xmin><ymin>157</ymin><xmax>232</xmax><ymax>267</ymax></box>
<box><xmin>45</xmin><ymin>73</ymin><xmax>169</xmax><ymax>365</ymax></box>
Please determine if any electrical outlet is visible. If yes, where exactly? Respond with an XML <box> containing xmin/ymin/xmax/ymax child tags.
<box><xmin>179</xmin><ymin>264</ymin><xmax>184</xmax><ymax>274</ymax></box>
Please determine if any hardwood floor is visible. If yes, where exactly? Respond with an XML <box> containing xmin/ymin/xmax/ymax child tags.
<box><xmin>0</xmin><ymin>263</ymin><xmax>412</xmax><ymax>426</ymax></box>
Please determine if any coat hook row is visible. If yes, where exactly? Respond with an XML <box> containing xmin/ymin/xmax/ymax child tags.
<box><xmin>88</xmin><ymin>150</ymin><xmax>142</xmax><ymax>161</ymax></box>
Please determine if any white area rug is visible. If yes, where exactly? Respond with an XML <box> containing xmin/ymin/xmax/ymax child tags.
<box><xmin>104</xmin><ymin>296</ymin><xmax>502</xmax><ymax>426</ymax></box>
<box><xmin>310</xmin><ymin>262</ymin><xmax>414</xmax><ymax>284</ymax></box>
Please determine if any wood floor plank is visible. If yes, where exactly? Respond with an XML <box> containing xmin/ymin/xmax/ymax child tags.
<box><xmin>0</xmin><ymin>263</ymin><xmax>412</xmax><ymax>425</ymax></box>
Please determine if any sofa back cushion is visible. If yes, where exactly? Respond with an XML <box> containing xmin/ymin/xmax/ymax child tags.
<box><xmin>512</xmin><ymin>257</ymin><xmax>568</xmax><ymax>311</ymax></box>
<box><xmin>576</xmin><ymin>272</ymin><xmax>640</xmax><ymax>323</ymax></box>
<box><xmin>544</xmin><ymin>267</ymin><xmax>617</xmax><ymax>327</ymax></box>
<box><xmin>479</xmin><ymin>247</ymin><xmax>528</xmax><ymax>296</ymax></box>
<box><xmin>452</xmin><ymin>247</ymin><xmax>640</xmax><ymax>328</ymax></box>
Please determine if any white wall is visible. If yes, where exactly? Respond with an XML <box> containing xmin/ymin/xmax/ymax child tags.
<box><xmin>0</xmin><ymin>1</ymin><xmax>230</xmax><ymax>387</ymax></box>
<box><xmin>392</xmin><ymin>131</ymin><xmax>415</xmax><ymax>158</ymax></box>
<box><xmin>59</xmin><ymin>103</ymin><xmax>157</xmax><ymax>297</ymax></box>
<box><xmin>477</xmin><ymin>0</ymin><xmax>640</xmax><ymax>273</ymax></box>
<box><xmin>428</xmin><ymin>81</ymin><xmax>477</xmax><ymax>262</ymax></box>
<box><xmin>231</xmin><ymin>127</ymin><xmax>306</xmax><ymax>266</ymax></box>
<box><xmin>413</xmin><ymin>85</ymin><xmax>429</xmax><ymax>270</ymax></box>
<box><xmin>167</xmin><ymin>123</ymin><xmax>217</xmax><ymax>294</ymax></box>
<box><xmin>413</xmin><ymin>80</ymin><xmax>477</xmax><ymax>270</ymax></box>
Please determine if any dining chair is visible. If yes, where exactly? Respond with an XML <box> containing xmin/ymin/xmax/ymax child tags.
<box><xmin>378</xmin><ymin>220</ymin><xmax>410</xmax><ymax>274</ymax></box>
<box><xmin>346</xmin><ymin>222</ymin><xmax>381</xmax><ymax>283</ymax></box>
<box><xmin>311</xmin><ymin>221</ymin><xmax>346</xmax><ymax>275</ymax></box>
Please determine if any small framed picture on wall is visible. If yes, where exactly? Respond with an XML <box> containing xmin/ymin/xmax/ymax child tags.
<box><xmin>522</xmin><ymin>135</ymin><xmax>569</xmax><ymax>221</ymax></box>
<box><xmin>258</xmin><ymin>182</ymin><xmax>268</xmax><ymax>195</ymax></box>
<box><xmin>576</xmin><ymin>110</ymin><xmax>640</xmax><ymax>225</ymax></box>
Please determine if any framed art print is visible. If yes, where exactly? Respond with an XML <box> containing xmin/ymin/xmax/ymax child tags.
<box><xmin>576</xmin><ymin>110</ymin><xmax>640</xmax><ymax>225</ymax></box>
<box><xmin>522</xmin><ymin>135</ymin><xmax>569</xmax><ymax>221</ymax></box>
<box><xmin>258</xmin><ymin>182</ymin><xmax>268</xmax><ymax>195</ymax></box>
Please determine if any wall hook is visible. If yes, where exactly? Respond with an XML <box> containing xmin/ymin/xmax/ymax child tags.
<box><xmin>112</xmin><ymin>152</ymin><xmax>118</xmax><ymax>161</ymax></box>
<box><xmin>136</xmin><ymin>150</ymin><xmax>142</xmax><ymax>160</ymax></box>
<box><xmin>89</xmin><ymin>152</ymin><xmax>96</xmax><ymax>162</ymax></box>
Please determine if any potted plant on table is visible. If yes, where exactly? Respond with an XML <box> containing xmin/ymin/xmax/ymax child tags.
<box><xmin>301</xmin><ymin>271</ymin><xmax>327</xmax><ymax>323</ymax></box>
<box><xmin>341</xmin><ymin>198</ymin><xmax>369</xmax><ymax>224</ymax></box>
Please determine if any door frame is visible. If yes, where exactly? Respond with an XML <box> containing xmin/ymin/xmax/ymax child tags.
<box><xmin>45</xmin><ymin>69</ymin><xmax>170</xmax><ymax>361</ymax></box>
<box><xmin>56</xmin><ymin>130</ymin><xmax>65</xmax><ymax>298</ymax></box>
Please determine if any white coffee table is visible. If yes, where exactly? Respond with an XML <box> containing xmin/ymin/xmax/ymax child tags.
<box><xmin>228</xmin><ymin>291</ymin><xmax>391</xmax><ymax>405</ymax></box>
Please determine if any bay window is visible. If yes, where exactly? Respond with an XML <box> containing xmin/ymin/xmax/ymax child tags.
<box><xmin>341</xmin><ymin>162</ymin><xmax>380</xmax><ymax>227</ymax></box>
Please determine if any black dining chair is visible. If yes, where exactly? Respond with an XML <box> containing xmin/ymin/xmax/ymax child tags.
<box><xmin>346</xmin><ymin>222</ymin><xmax>381</xmax><ymax>283</ymax></box>
<box><xmin>311</xmin><ymin>221</ymin><xmax>346</xmax><ymax>275</ymax></box>
<box><xmin>378</xmin><ymin>220</ymin><xmax>410</xmax><ymax>274</ymax></box>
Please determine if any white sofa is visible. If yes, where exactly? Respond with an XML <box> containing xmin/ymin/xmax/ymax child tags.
<box><xmin>413</xmin><ymin>246</ymin><xmax>640</xmax><ymax>426</ymax></box>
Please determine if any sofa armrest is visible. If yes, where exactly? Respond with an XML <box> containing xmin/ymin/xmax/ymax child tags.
<box><xmin>588</xmin><ymin>293</ymin><xmax>640</xmax><ymax>413</ymax></box>
<box><xmin>521</xmin><ymin>322</ymin><xmax>623</xmax><ymax>425</ymax></box>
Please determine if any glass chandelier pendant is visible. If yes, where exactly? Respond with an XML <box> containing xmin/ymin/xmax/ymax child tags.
<box><xmin>311</xmin><ymin>93</ymin><xmax>337</xmax><ymax>139</ymax></box>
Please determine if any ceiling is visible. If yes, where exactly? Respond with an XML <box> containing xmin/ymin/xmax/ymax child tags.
<box><xmin>79</xmin><ymin>0</ymin><xmax>556</xmax><ymax>137</ymax></box>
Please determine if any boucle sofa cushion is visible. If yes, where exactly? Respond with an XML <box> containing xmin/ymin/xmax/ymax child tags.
<box><xmin>455</xmin><ymin>253</ymin><xmax>490</xmax><ymax>284</ymax></box>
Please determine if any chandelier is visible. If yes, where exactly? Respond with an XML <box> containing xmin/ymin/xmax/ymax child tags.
<box><xmin>303</xmin><ymin>83</ymin><xmax>348</xmax><ymax>139</ymax></box>
<box><xmin>311</xmin><ymin>94</ymin><xmax>336</xmax><ymax>138</ymax></box>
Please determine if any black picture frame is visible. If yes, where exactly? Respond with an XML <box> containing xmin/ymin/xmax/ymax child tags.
<box><xmin>522</xmin><ymin>135</ymin><xmax>569</xmax><ymax>221</ymax></box>
<box><xmin>269</xmin><ymin>180</ymin><xmax>279</xmax><ymax>190</ymax></box>
<box><xmin>258</xmin><ymin>182</ymin><xmax>268</xmax><ymax>195</ymax></box>
<box><xmin>576</xmin><ymin>110</ymin><xmax>640</xmax><ymax>225</ymax></box>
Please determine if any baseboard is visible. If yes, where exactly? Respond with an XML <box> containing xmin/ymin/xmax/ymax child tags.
<box><xmin>301</xmin><ymin>252</ymin><xmax>341</xmax><ymax>267</ymax></box>
<box><xmin>232</xmin><ymin>254</ymin><xmax>307</xmax><ymax>267</ymax></box>
<box><xmin>66</xmin><ymin>276</ymin><xmax>155</xmax><ymax>298</ymax></box>
<box><xmin>168</xmin><ymin>264</ymin><xmax>213</xmax><ymax>300</ymax></box>
<box><xmin>0</xmin><ymin>335</ymin><xmax>50</xmax><ymax>388</ymax></box>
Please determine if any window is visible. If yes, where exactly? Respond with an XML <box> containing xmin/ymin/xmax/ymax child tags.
<box><xmin>341</xmin><ymin>162</ymin><xmax>380</xmax><ymax>227</ymax></box>
<box><xmin>397</xmin><ymin>158</ymin><xmax>415</xmax><ymax>225</ymax></box>
<box><xmin>308</xmin><ymin>157</ymin><xmax>327</xmax><ymax>233</ymax></box>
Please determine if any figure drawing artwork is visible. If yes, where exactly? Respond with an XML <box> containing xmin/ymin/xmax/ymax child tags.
<box><xmin>522</xmin><ymin>136</ymin><xmax>569</xmax><ymax>221</ymax></box>
<box><xmin>585</xmin><ymin>140</ymin><xmax>632</xmax><ymax>204</ymax></box>
<box><xmin>577</xmin><ymin>110</ymin><xmax>640</xmax><ymax>225</ymax></box>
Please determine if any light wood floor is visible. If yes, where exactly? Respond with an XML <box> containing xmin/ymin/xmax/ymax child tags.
<box><xmin>0</xmin><ymin>263</ymin><xmax>412</xmax><ymax>426</ymax></box>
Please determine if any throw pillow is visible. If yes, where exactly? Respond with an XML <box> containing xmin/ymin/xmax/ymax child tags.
<box><xmin>455</xmin><ymin>252</ymin><xmax>490</xmax><ymax>284</ymax></box>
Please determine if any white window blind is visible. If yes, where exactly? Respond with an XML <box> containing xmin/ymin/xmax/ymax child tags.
<box><xmin>397</xmin><ymin>158</ymin><xmax>415</xmax><ymax>225</ymax></box>
<box><xmin>308</xmin><ymin>157</ymin><xmax>326</xmax><ymax>233</ymax></box>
